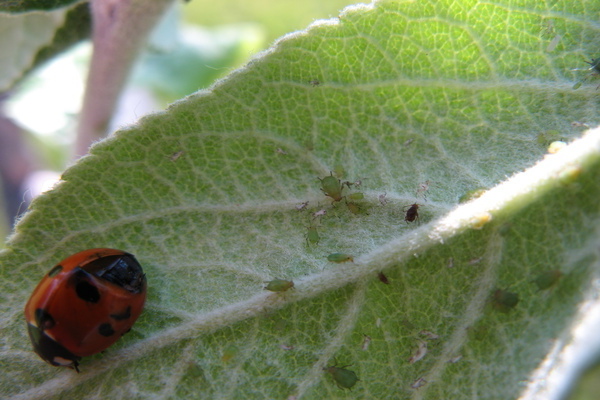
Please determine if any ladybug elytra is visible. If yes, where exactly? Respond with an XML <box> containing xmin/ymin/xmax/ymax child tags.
<box><xmin>24</xmin><ymin>248</ymin><xmax>147</xmax><ymax>371</ymax></box>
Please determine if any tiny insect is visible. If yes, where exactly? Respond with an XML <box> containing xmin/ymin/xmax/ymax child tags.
<box><xmin>327</xmin><ymin>253</ymin><xmax>354</xmax><ymax>263</ymax></box>
<box><xmin>344</xmin><ymin>180</ymin><xmax>363</xmax><ymax>189</ymax></box>
<box><xmin>169</xmin><ymin>150</ymin><xmax>185</xmax><ymax>161</ymax></box>
<box><xmin>403</xmin><ymin>138</ymin><xmax>415</xmax><ymax>147</ymax></box>
<box><xmin>416</xmin><ymin>180</ymin><xmax>431</xmax><ymax>199</ymax></box>
<box><xmin>361</xmin><ymin>334</ymin><xmax>371</xmax><ymax>351</ymax></box>
<box><xmin>411</xmin><ymin>377</ymin><xmax>427</xmax><ymax>389</ymax></box>
<box><xmin>377</xmin><ymin>272</ymin><xmax>389</xmax><ymax>284</ymax></box>
<box><xmin>312</xmin><ymin>209</ymin><xmax>327</xmax><ymax>219</ymax></box>
<box><xmin>280</xmin><ymin>344</ymin><xmax>295</xmax><ymax>350</ymax></box>
<box><xmin>572</xmin><ymin>57</ymin><xmax>600</xmax><ymax>89</ymax></box>
<box><xmin>264</xmin><ymin>279</ymin><xmax>295</xmax><ymax>292</ymax></box>
<box><xmin>378</xmin><ymin>193</ymin><xmax>388</xmax><ymax>206</ymax></box>
<box><xmin>333</xmin><ymin>164</ymin><xmax>345</xmax><ymax>178</ymax></box>
<box><xmin>491</xmin><ymin>289</ymin><xmax>519</xmax><ymax>313</ymax></box>
<box><xmin>347</xmin><ymin>192</ymin><xmax>364</xmax><ymax>201</ymax></box>
<box><xmin>468</xmin><ymin>257</ymin><xmax>482</xmax><ymax>265</ymax></box>
<box><xmin>448</xmin><ymin>355</ymin><xmax>463</xmax><ymax>364</ymax></box>
<box><xmin>537</xmin><ymin>130</ymin><xmax>560</xmax><ymax>146</ymax></box>
<box><xmin>585</xmin><ymin>58</ymin><xmax>600</xmax><ymax>74</ymax></box>
<box><xmin>309</xmin><ymin>79</ymin><xmax>321</xmax><ymax>87</ymax></box>
<box><xmin>276</xmin><ymin>148</ymin><xmax>288</xmax><ymax>155</ymax></box>
<box><xmin>295</xmin><ymin>201</ymin><xmax>309</xmax><ymax>211</ymax></box>
<box><xmin>419</xmin><ymin>330</ymin><xmax>439</xmax><ymax>340</ymax></box>
<box><xmin>319</xmin><ymin>173</ymin><xmax>345</xmax><ymax>203</ymax></box>
<box><xmin>305</xmin><ymin>225</ymin><xmax>320</xmax><ymax>245</ymax></box>
<box><xmin>403</xmin><ymin>203</ymin><xmax>420</xmax><ymax>223</ymax></box>
<box><xmin>540</xmin><ymin>18</ymin><xmax>555</xmax><ymax>38</ymax></box>
<box><xmin>305</xmin><ymin>138</ymin><xmax>314</xmax><ymax>151</ymax></box>
<box><xmin>409</xmin><ymin>341</ymin><xmax>427</xmax><ymax>364</ymax></box>
<box><xmin>221</xmin><ymin>345</ymin><xmax>237</xmax><ymax>363</ymax></box>
<box><xmin>571</xmin><ymin>121</ymin><xmax>590</xmax><ymax>128</ymax></box>
<box><xmin>533</xmin><ymin>270</ymin><xmax>563</xmax><ymax>291</ymax></box>
<box><xmin>546</xmin><ymin>34</ymin><xmax>561</xmax><ymax>52</ymax></box>
<box><xmin>323</xmin><ymin>363</ymin><xmax>359</xmax><ymax>390</ymax></box>
<box><xmin>345</xmin><ymin>201</ymin><xmax>361</xmax><ymax>215</ymax></box>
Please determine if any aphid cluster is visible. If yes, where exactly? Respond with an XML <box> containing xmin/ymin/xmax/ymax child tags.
<box><xmin>317</xmin><ymin>172</ymin><xmax>369</xmax><ymax>216</ymax></box>
<box><xmin>295</xmin><ymin>170</ymin><xmax>366</xmax><ymax>264</ymax></box>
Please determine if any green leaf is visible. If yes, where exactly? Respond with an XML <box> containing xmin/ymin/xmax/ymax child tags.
<box><xmin>0</xmin><ymin>0</ymin><xmax>81</xmax><ymax>12</ymax></box>
<box><xmin>3</xmin><ymin>1</ymin><xmax>600</xmax><ymax>399</ymax></box>
<box><xmin>0</xmin><ymin>2</ymin><xmax>91</xmax><ymax>92</ymax></box>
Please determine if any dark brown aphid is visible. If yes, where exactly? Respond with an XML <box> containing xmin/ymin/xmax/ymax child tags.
<box><xmin>533</xmin><ymin>270</ymin><xmax>563</xmax><ymax>291</ymax></box>
<box><xmin>491</xmin><ymin>289</ymin><xmax>519</xmax><ymax>313</ymax></box>
<box><xmin>403</xmin><ymin>203</ymin><xmax>420</xmax><ymax>223</ymax></box>
<box><xmin>377</xmin><ymin>272</ymin><xmax>389</xmax><ymax>284</ymax></box>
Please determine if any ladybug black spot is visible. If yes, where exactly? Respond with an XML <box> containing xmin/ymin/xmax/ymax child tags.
<box><xmin>98</xmin><ymin>323</ymin><xmax>115</xmax><ymax>337</ymax></box>
<box><xmin>75</xmin><ymin>280</ymin><xmax>101</xmax><ymax>303</ymax></box>
<box><xmin>34</xmin><ymin>308</ymin><xmax>55</xmax><ymax>330</ymax></box>
<box><xmin>48</xmin><ymin>265</ymin><xmax>63</xmax><ymax>277</ymax></box>
<box><xmin>27</xmin><ymin>324</ymin><xmax>81</xmax><ymax>370</ymax></box>
<box><xmin>110</xmin><ymin>306</ymin><xmax>131</xmax><ymax>321</ymax></box>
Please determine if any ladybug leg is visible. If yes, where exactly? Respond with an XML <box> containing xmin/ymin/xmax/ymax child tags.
<box><xmin>71</xmin><ymin>361</ymin><xmax>80</xmax><ymax>373</ymax></box>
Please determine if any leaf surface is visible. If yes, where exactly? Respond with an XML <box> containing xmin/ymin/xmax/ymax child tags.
<box><xmin>2</xmin><ymin>1</ymin><xmax>600</xmax><ymax>399</ymax></box>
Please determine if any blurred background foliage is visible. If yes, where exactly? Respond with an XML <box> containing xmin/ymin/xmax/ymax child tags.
<box><xmin>0</xmin><ymin>0</ymin><xmax>360</xmax><ymax>246</ymax></box>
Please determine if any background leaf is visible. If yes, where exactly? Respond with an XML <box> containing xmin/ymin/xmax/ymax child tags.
<box><xmin>0</xmin><ymin>0</ymin><xmax>81</xmax><ymax>13</ymax></box>
<box><xmin>2</xmin><ymin>0</ymin><xmax>600</xmax><ymax>399</ymax></box>
<box><xmin>0</xmin><ymin>2</ymin><xmax>91</xmax><ymax>92</ymax></box>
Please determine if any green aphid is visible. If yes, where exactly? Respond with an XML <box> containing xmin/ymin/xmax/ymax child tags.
<box><xmin>264</xmin><ymin>279</ymin><xmax>295</xmax><ymax>292</ymax></box>
<box><xmin>491</xmin><ymin>289</ymin><xmax>519</xmax><ymax>313</ymax></box>
<box><xmin>324</xmin><ymin>364</ymin><xmax>359</xmax><ymax>390</ymax></box>
<box><xmin>536</xmin><ymin>130</ymin><xmax>560</xmax><ymax>145</ymax></box>
<box><xmin>533</xmin><ymin>270</ymin><xmax>563</xmax><ymax>290</ymax></box>
<box><xmin>327</xmin><ymin>253</ymin><xmax>354</xmax><ymax>263</ymax></box>
<box><xmin>333</xmin><ymin>163</ymin><xmax>345</xmax><ymax>178</ymax></box>
<box><xmin>347</xmin><ymin>192</ymin><xmax>364</xmax><ymax>200</ymax></box>
<box><xmin>345</xmin><ymin>201</ymin><xmax>361</xmax><ymax>215</ymax></box>
<box><xmin>306</xmin><ymin>225</ymin><xmax>320</xmax><ymax>245</ymax></box>
<box><xmin>319</xmin><ymin>173</ymin><xmax>345</xmax><ymax>202</ymax></box>
<box><xmin>458</xmin><ymin>188</ymin><xmax>487</xmax><ymax>203</ymax></box>
<box><xmin>221</xmin><ymin>345</ymin><xmax>237</xmax><ymax>363</ymax></box>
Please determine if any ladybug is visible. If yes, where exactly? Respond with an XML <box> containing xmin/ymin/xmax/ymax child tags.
<box><xmin>24</xmin><ymin>248</ymin><xmax>147</xmax><ymax>372</ymax></box>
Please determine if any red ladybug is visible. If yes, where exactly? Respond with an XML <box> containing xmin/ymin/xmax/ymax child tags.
<box><xmin>24</xmin><ymin>249</ymin><xmax>147</xmax><ymax>372</ymax></box>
